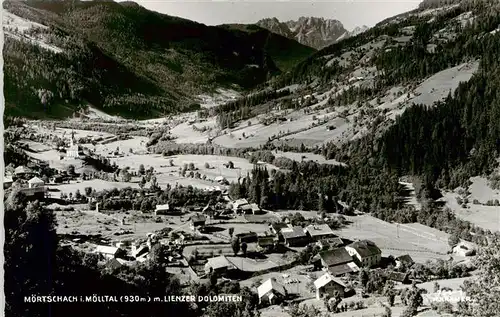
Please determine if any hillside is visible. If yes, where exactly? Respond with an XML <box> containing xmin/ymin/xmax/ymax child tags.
<box><xmin>208</xmin><ymin>0</ymin><xmax>500</xmax><ymax>210</ymax></box>
<box><xmin>257</xmin><ymin>17</ymin><xmax>348</xmax><ymax>49</ymax></box>
<box><xmin>2</xmin><ymin>0</ymin><xmax>314</xmax><ymax>119</ymax></box>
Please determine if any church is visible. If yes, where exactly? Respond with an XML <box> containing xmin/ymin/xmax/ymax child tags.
<box><xmin>66</xmin><ymin>130</ymin><xmax>83</xmax><ymax>159</ymax></box>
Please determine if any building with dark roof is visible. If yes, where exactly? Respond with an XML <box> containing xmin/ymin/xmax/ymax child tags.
<box><xmin>345</xmin><ymin>240</ymin><xmax>381</xmax><ymax>267</ymax></box>
<box><xmin>311</xmin><ymin>247</ymin><xmax>360</xmax><ymax>276</ymax></box>
<box><xmin>269</xmin><ymin>222</ymin><xmax>289</xmax><ymax>235</ymax></box>
<box><xmin>280</xmin><ymin>226</ymin><xmax>309</xmax><ymax>247</ymax></box>
<box><xmin>257</xmin><ymin>278</ymin><xmax>287</xmax><ymax>305</ymax></box>
<box><xmin>387</xmin><ymin>271</ymin><xmax>411</xmax><ymax>284</ymax></box>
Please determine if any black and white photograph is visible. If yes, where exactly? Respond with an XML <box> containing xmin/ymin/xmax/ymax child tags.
<box><xmin>2</xmin><ymin>0</ymin><xmax>500</xmax><ymax>316</ymax></box>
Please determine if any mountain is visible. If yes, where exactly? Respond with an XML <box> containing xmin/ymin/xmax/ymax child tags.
<box><xmin>218</xmin><ymin>0</ymin><xmax>500</xmax><ymax>189</ymax></box>
<box><xmin>257</xmin><ymin>17</ymin><xmax>347</xmax><ymax>49</ymax></box>
<box><xmin>2</xmin><ymin>0</ymin><xmax>314</xmax><ymax>119</ymax></box>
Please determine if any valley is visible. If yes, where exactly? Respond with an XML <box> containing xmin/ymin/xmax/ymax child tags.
<box><xmin>4</xmin><ymin>1</ymin><xmax>500</xmax><ymax>317</ymax></box>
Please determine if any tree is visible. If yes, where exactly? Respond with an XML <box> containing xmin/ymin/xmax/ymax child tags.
<box><xmin>169</xmin><ymin>159</ymin><xmax>174</xmax><ymax>166</ymax></box>
<box><xmin>231</xmin><ymin>238</ymin><xmax>240</xmax><ymax>256</ymax></box>
<box><xmin>205</xmin><ymin>162</ymin><xmax>210</xmax><ymax>169</ymax></box>
<box><xmin>448</xmin><ymin>232</ymin><xmax>460</xmax><ymax>247</ymax></box>
<box><xmin>138</xmin><ymin>164</ymin><xmax>145</xmax><ymax>175</ymax></box>
<box><xmin>459</xmin><ymin>241</ymin><xmax>500</xmax><ymax>317</ymax></box>
<box><xmin>228</xmin><ymin>161</ymin><xmax>234</xmax><ymax>169</ymax></box>
<box><xmin>241</xmin><ymin>242</ymin><xmax>248</xmax><ymax>257</ymax></box>
<box><xmin>75</xmin><ymin>189</ymin><xmax>82</xmax><ymax>201</ymax></box>
<box><xmin>228</xmin><ymin>227</ymin><xmax>234</xmax><ymax>238</ymax></box>
<box><xmin>359</xmin><ymin>269</ymin><xmax>369</xmax><ymax>288</ymax></box>
<box><xmin>67</xmin><ymin>164</ymin><xmax>75</xmax><ymax>176</ymax></box>
<box><xmin>84</xmin><ymin>186</ymin><xmax>93</xmax><ymax>197</ymax></box>
<box><xmin>139</xmin><ymin>176</ymin><xmax>146</xmax><ymax>189</ymax></box>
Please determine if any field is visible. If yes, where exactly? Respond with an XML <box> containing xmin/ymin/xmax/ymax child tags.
<box><xmin>334</xmin><ymin>214</ymin><xmax>458</xmax><ymax>263</ymax></box>
<box><xmin>48</xmin><ymin>179</ymin><xmax>140</xmax><ymax>199</ymax></box>
<box><xmin>441</xmin><ymin>176</ymin><xmax>500</xmax><ymax>231</ymax></box>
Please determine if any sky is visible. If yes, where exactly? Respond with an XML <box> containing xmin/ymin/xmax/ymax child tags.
<box><xmin>126</xmin><ymin>0</ymin><xmax>421</xmax><ymax>30</ymax></box>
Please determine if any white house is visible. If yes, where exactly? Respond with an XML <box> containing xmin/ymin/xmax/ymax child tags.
<box><xmin>257</xmin><ymin>278</ymin><xmax>287</xmax><ymax>305</ymax></box>
<box><xmin>93</xmin><ymin>245</ymin><xmax>123</xmax><ymax>260</ymax></box>
<box><xmin>154</xmin><ymin>203</ymin><xmax>171</xmax><ymax>215</ymax></box>
<box><xmin>345</xmin><ymin>240</ymin><xmax>381</xmax><ymax>267</ymax></box>
<box><xmin>314</xmin><ymin>273</ymin><xmax>346</xmax><ymax>300</ymax></box>
<box><xmin>28</xmin><ymin>176</ymin><xmax>45</xmax><ymax>189</ymax></box>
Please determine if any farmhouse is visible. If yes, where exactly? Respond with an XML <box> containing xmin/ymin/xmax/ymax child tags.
<box><xmin>345</xmin><ymin>240</ymin><xmax>382</xmax><ymax>267</ymax></box>
<box><xmin>93</xmin><ymin>245</ymin><xmax>126</xmax><ymax>260</ymax></box>
<box><xmin>28</xmin><ymin>176</ymin><xmax>45</xmax><ymax>188</ymax></box>
<box><xmin>269</xmin><ymin>222</ymin><xmax>289</xmax><ymax>235</ymax></box>
<box><xmin>233</xmin><ymin>198</ymin><xmax>250</xmax><ymax>213</ymax></box>
<box><xmin>257</xmin><ymin>278</ymin><xmax>287</xmax><ymax>305</ymax></box>
<box><xmin>452</xmin><ymin>241</ymin><xmax>476</xmax><ymax>257</ymax></box>
<box><xmin>395</xmin><ymin>254</ymin><xmax>414</xmax><ymax>268</ymax></box>
<box><xmin>204</xmin><ymin>255</ymin><xmax>237</xmax><ymax>276</ymax></box>
<box><xmin>316</xmin><ymin>237</ymin><xmax>344</xmax><ymax>250</ymax></box>
<box><xmin>314</xmin><ymin>273</ymin><xmax>347</xmax><ymax>300</ymax></box>
<box><xmin>14</xmin><ymin>166</ymin><xmax>35</xmax><ymax>178</ymax></box>
<box><xmin>236</xmin><ymin>232</ymin><xmax>258</xmax><ymax>243</ymax></box>
<box><xmin>304</xmin><ymin>224</ymin><xmax>335</xmax><ymax>241</ymax></box>
<box><xmin>312</xmin><ymin>248</ymin><xmax>360</xmax><ymax>276</ymax></box>
<box><xmin>387</xmin><ymin>271</ymin><xmax>411</xmax><ymax>284</ymax></box>
<box><xmin>106</xmin><ymin>258</ymin><xmax>132</xmax><ymax>270</ymax></box>
<box><xmin>257</xmin><ymin>236</ymin><xmax>278</xmax><ymax>253</ymax></box>
<box><xmin>154</xmin><ymin>203</ymin><xmax>171</xmax><ymax>215</ymax></box>
<box><xmin>190</xmin><ymin>213</ymin><xmax>206</xmax><ymax>230</ymax></box>
<box><xmin>280</xmin><ymin>226</ymin><xmax>309</xmax><ymax>247</ymax></box>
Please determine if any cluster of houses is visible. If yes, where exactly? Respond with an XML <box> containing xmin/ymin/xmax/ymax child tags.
<box><xmin>4</xmin><ymin>165</ymin><xmax>48</xmax><ymax>199</ymax></box>
<box><xmin>90</xmin><ymin>232</ymin><xmax>185</xmax><ymax>269</ymax></box>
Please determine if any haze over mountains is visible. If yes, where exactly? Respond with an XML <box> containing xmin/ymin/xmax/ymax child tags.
<box><xmin>257</xmin><ymin>17</ymin><xmax>369</xmax><ymax>49</ymax></box>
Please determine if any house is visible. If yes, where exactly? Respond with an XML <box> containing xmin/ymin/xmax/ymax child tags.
<box><xmin>233</xmin><ymin>198</ymin><xmax>250</xmax><ymax>212</ymax></box>
<box><xmin>345</xmin><ymin>240</ymin><xmax>382</xmax><ymax>267</ymax></box>
<box><xmin>257</xmin><ymin>278</ymin><xmax>287</xmax><ymax>305</ymax></box>
<box><xmin>3</xmin><ymin>176</ymin><xmax>13</xmax><ymax>189</ymax></box>
<box><xmin>204</xmin><ymin>255</ymin><xmax>237</xmax><ymax>276</ymax></box>
<box><xmin>395</xmin><ymin>254</ymin><xmax>414</xmax><ymax>269</ymax></box>
<box><xmin>316</xmin><ymin>237</ymin><xmax>344</xmax><ymax>250</ymax></box>
<box><xmin>280</xmin><ymin>226</ymin><xmax>309</xmax><ymax>247</ymax></box>
<box><xmin>257</xmin><ymin>236</ymin><xmax>279</xmax><ymax>253</ymax></box>
<box><xmin>387</xmin><ymin>271</ymin><xmax>411</xmax><ymax>284</ymax></box>
<box><xmin>240</xmin><ymin>203</ymin><xmax>254</xmax><ymax>214</ymax></box>
<box><xmin>452</xmin><ymin>241</ymin><xmax>476</xmax><ymax>257</ymax></box>
<box><xmin>312</xmin><ymin>247</ymin><xmax>359</xmax><ymax>276</ymax></box>
<box><xmin>93</xmin><ymin>245</ymin><xmax>126</xmax><ymax>260</ymax></box>
<box><xmin>154</xmin><ymin>203</ymin><xmax>171</xmax><ymax>215</ymax></box>
<box><xmin>250</xmin><ymin>203</ymin><xmax>261</xmax><ymax>214</ymax></box>
<box><xmin>190</xmin><ymin>213</ymin><xmax>206</xmax><ymax>230</ymax></box>
<box><xmin>107</xmin><ymin>258</ymin><xmax>132</xmax><ymax>270</ymax></box>
<box><xmin>14</xmin><ymin>166</ymin><xmax>35</xmax><ymax>178</ymax></box>
<box><xmin>304</xmin><ymin>224</ymin><xmax>336</xmax><ymax>241</ymax></box>
<box><xmin>28</xmin><ymin>176</ymin><xmax>45</xmax><ymax>188</ymax></box>
<box><xmin>269</xmin><ymin>222</ymin><xmax>289</xmax><ymax>235</ymax></box>
<box><xmin>236</xmin><ymin>232</ymin><xmax>258</xmax><ymax>243</ymax></box>
<box><xmin>314</xmin><ymin>273</ymin><xmax>347</xmax><ymax>300</ymax></box>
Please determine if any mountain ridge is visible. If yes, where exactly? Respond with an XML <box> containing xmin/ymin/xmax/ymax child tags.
<box><xmin>2</xmin><ymin>0</ymin><xmax>315</xmax><ymax>119</ymax></box>
<box><xmin>256</xmin><ymin>16</ymin><xmax>369</xmax><ymax>49</ymax></box>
